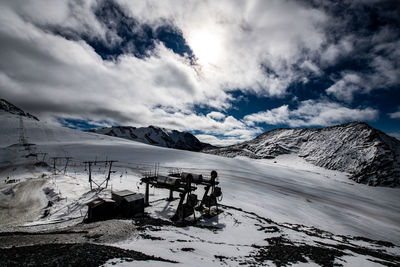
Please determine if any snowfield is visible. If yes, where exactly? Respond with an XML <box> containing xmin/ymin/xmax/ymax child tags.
<box><xmin>1</xmin><ymin>113</ymin><xmax>400</xmax><ymax>266</ymax></box>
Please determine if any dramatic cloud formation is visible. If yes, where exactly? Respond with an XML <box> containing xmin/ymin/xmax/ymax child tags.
<box><xmin>326</xmin><ymin>73</ymin><xmax>364</xmax><ymax>103</ymax></box>
<box><xmin>244</xmin><ymin>100</ymin><xmax>378</xmax><ymax>128</ymax></box>
<box><xmin>0</xmin><ymin>0</ymin><xmax>399</xmax><ymax>145</ymax></box>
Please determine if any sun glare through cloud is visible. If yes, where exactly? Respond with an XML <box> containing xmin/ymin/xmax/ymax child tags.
<box><xmin>187</xmin><ymin>29</ymin><xmax>223</xmax><ymax>66</ymax></box>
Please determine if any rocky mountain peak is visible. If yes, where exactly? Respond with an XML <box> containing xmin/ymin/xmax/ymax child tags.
<box><xmin>0</xmin><ymin>99</ymin><xmax>39</xmax><ymax>121</ymax></box>
<box><xmin>205</xmin><ymin>122</ymin><xmax>400</xmax><ymax>187</ymax></box>
<box><xmin>89</xmin><ymin>125</ymin><xmax>213</xmax><ymax>152</ymax></box>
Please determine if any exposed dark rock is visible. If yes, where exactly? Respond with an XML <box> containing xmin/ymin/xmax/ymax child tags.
<box><xmin>181</xmin><ymin>247</ymin><xmax>195</xmax><ymax>252</ymax></box>
<box><xmin>252</xmin><ymin>237</ymin><xmax>346</xmax><ymax>267</ymax></box>
<box><xmin>0</xmin><ymin>243</ymin><xmax>176</xmax><ymax>267</ymax></box>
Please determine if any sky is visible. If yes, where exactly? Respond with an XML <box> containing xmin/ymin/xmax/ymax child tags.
<box><xmin>0</xmin><ymin>0</ymin><xmax>399</xmax><ymax>146</ymax></box>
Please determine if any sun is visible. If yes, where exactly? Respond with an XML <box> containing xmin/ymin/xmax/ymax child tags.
<box><xmin>187</xmin><ymin>29</ymin><xmax>223</xmax><ymax>66</ymax></box>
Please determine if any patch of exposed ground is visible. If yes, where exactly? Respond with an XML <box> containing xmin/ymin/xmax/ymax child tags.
<box><xmin>249</xmin><ymin>237</ymin><xmax>346</xmax><ymax>266</ymax></box>
<box><xmin>0</xmin><ymin>243</ymin><xmax>176</xmax><ymax>267</ymax></box>
<box><xmin>0</xmin><ymin>219</ymin><xmax>136</xmax><ymax>248</ymax></box>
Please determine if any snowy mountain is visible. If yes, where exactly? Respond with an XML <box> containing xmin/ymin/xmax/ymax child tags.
<box><xmin>205</xmin><ymin>122</ymin><xmax>400</xmax><ymax>187</ymax></box>
<box><xmin>89</xmin><ymin>125</ymin><xmax>213</xmax><ymax>151</ymax></box>
<box><xmin>0</xmin><ymin>99</ymin><xmax>38</xmax><ymax>121</ymax></box>
<box><xmin>1</xmin><ymin>106</ymin><xmax>400</xmax><ymax>266</ymax></box>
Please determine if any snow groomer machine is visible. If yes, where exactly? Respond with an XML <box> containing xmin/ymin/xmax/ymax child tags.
<box><xmin>140</xmin><ymin>170</ymin><xmax>222</xmax><ymax>222</ymax></box>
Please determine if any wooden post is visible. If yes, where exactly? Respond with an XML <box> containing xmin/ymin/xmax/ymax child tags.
<box><xmin>145</xmin><ymin>182</ymin><xmax>150</xmax><ymax>206</ymax></box>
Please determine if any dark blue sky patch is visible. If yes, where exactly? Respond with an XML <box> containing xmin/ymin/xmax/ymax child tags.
<box><xmin>155</xmin><ymin>25</ymin><xmax>194</xmax><ymax>59</ymax></box>
<box><xmin>92</xmin><ymin>0</ymin><xmax>155</xmax><ymax>59</ymax></box>
<box><xmin>307</xmin><ymin>1</ymin><xmax>400</xmax><ymax>83</ymax></box>
<box><xmin>44</xmin><ymin>0</ymin><xmax>193</xmax><ymax>61</ymax></box>
<box><xmin>57</xmin><ymin>118</ymin><xmax>113</xmax><ymax>130</ymax></box>
<box><xmin>92</xmin><ymin>0</ymin><xmax>193</xmax><ymax>60</ymax></box>
<box><xmin>226</xmin><ymin>91</ymin><xmax>286</xmax><ymax>117</ymax></box>
<box><xmin>357</xmin><ymin>88</ymin><xmax>400</xmax><ymax>133</ymax></box>
<box><xmin>306</xmin><ymin>0</ymin><xmax>400</xmax><ymax>35</ymax></box>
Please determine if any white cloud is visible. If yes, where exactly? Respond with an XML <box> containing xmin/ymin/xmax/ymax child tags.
<box><xmin>206</xmin><ymin>111</ymin><xmax>226</xmax><ymax>121</ymax></box>
<box><xmin>245</xmin><ymin>105</ymin><xmax>289</xmax><ymax>126</ymax></box>
<box><xmin>326</xmin><ymin>73</ymin><xmax>364</xmax><ymax>103</ymax></box>
<box><xmin>325</xmin><ymin>29</ymin><xmax>400</xmax><ymax>103</ymax></box>
<box><xmin>195</xmin><ymin>134</ymin><xmax>252</xmax><ymax>147</ymax></box>
<box><xmin>300</xmin><ymin>60</ymin><xmax>321</xmax><ymax>76</ymax></box>
<box><xmin>244</xmin><ymin>100</ymin><xmax>378</xmax><ymax>127</ymax></box>
<box><xmin>320</xmin><ymin>36</ymin><xmax>354</xmax><ymax>65</ymax></box>
<box><xmin>141</xmin><ymin>108</ymin><xmax>262</xmax><ymax>141</ymax></box>
<box><xmin>388</xmin><ymin>108</ymin><xmax>400</xmax><ymax>119</ymax></box>
<box><xmin>97</xmin><ymin>0</ymin><xmax>329</xmax><ymax>97</ymax></box>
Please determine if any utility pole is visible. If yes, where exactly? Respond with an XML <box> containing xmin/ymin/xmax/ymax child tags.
<box><xmin>88</xmin><ymin>162</ymin><xmax>92</xmax><ymax>190</ymax></box>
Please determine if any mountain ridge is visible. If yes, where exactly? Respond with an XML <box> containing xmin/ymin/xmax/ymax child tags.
<box><xmin>89</xmin><ymin>125</ymin><xmax>214</xmax><ymax>152</ymax></box>
<box><xmin>0</xmin><ymin>99</ymin><xmax>39</xmax><ymax>121</ymax></box>
<box><xmin>204</xmin><ymin>121</ymin><xmax>400</xmax><ymax>187</ymax></box>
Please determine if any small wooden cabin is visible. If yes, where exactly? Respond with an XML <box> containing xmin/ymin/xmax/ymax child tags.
<box><xmin>112</xmin><ymin>190</ymin><xmax>144</xmax><ymax>218</ymax></box>
<box><xmin>86</xmin><ymin>198</ymin><xmax>116</xmax><ymax>222</ymax></box>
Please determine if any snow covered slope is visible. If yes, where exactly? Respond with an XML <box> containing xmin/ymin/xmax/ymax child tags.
<box><xmin>1</xmin><ymin>112</ymin><xmax>400</xmax><ymax>242</ymax></box>
<box><xmin>89</xmin><ymin>126</ymin><xmax>212</xmax><ymax>151</ymax></box>
<box><xmin>1</xmin><ymin>106</ymin><xmax>400</xmax><ymax>265</ymax></box>
<box><xmin>205</xmin><ymin>122</ymin><xmax>400</xmax><ymax>187</ymax></box>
